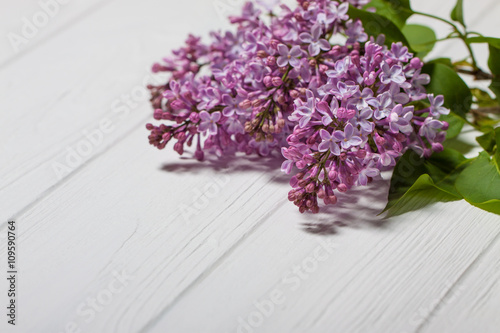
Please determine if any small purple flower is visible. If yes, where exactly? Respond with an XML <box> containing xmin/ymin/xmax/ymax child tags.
<box><xmin>428</xmin><ymin>94</ymin><xmax>450</xmax><ymax>116</ymax></box>
<box><xmin>387</xmin><ymin>42</ymin><xmax>413</xmax><ymax>62</ymax></box>
<box><xmin>358</xmin><ymin>161</ymin><xmax>380</xmax><ymax>186</ymax></box>
<box><xmin>354</xmin><ymin>107</ymin><xmax>374</xmax><ymax>133</ymax></box>
<box><xmin>373</xmin><ymin>92</ymin><xmax>393</xmax><ymax>120</ymax></box>
<box><xmin>222</xmin><ymin>94</ymin><xmax>246</xmax><ymax>117</ymax></box>
<box><xmin>348</xmin><ymin>87</ymin><xmax>377</xmax><ymax>109</ymax></box>
<box><xmin>419</xmin><ymin>117</ymin><xmax>444</xmax><ymax>140</ymax></box>
<box><xmin>345</xmin><ymin>19</ymin><xmax>368</xmax><ymax>44</ymax></box>
<box><xmin>333</xmin><ymin>123</ymin><xmax>363</xmax><ymax>149</ymax></box>
<box><xmin>380</xmin><ymin>64</ymin><xmax>406</xmax><ymax>85</ymax></box>
<box><xmin>299</xmin><ymin>24</ymin><xmax>331</xmax><ymax>56</ymax></box>
<box><xmin>326</xmin><ymin>57</ymin><xmax>350</xmax><ymax>79</ymax></box>
<box><xmin>389</xmin><ymin>104</ymin><xmax>414</xmax><ymax>134</ymax></box>
<box><xmin>199</xmin><ymin>111</ymin><xmax>221</xmax><ymax>135</ymax></box>
<box><xmin>318</xmin><ymin>129</ymin><xmax>341</xmax><ymax>155</ymax></box>
<box><xmin>333</xmin><ymin>81</ymin><xmax>359</xmax><ymax>100</ymax></box>
<box><xmin>276</xmin><ymin>44</ymin><xmax>303</xmax><ymax>68</ymax></box>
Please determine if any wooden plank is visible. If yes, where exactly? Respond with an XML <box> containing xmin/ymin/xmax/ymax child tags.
<box><xmin>0</xmin><ymin>0</ymin><xmax>111</xmax><ymax>67</ymax></box>
<box><xmin>0</xmin><ymin>124</ymin><xmax>290</xmax><ymax>333</ymax></box>
<box><xmin>421</xmin><ymin>233</ymin><xmax>500</xmax><ymax>333</ymax></box>
<box><xmin>0</xmin><ymin>0</ymin><xmax>232</xmax><ymax>222</ymax></box>
<box><xmin>144</xmin><ymin>193</ymin><xmax>500</xmax><ymax>333</ymax></box>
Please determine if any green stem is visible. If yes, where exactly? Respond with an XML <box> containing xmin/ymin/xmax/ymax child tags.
<box><xmin>413</xmin><ymin>10</ymin><xmax>479</xmax><ymax>70</ymax></box>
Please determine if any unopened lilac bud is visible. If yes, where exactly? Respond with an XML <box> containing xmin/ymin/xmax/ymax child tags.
<box><xmin>319</xmin><ymin>64</ymin><xmax>328</xmax><ymax>73</ymax></box>
<box><xmin>298</xmin><ymin>179</ymin><xmax>309</xmax><ymax>188</ymax></box>
<box><xmin>309</xmin><ymin>59</ymin><xmax>317</xmax><ymax>67</ymax></box>
<box><xmin>263</xmin><ymin>76</ymin><xmax>273</xmax><ymax>87</ymax></box>
<box><xmin>195</xmin><ymin>149</ymin><xmax>204</xmax><ymax>161</ymax></box>
<box><xmin>171</xmin><ymin>100</ymin><xmax>185</xmax><ymax>110</ymax></box>
<box><xmin>146</xmin><ymin>123</ymin><xmax>154</xmax><ymax>130</ymax></box>
<box><xmin>375</xmin><ymin>136</ymin><xmax>386</xmax><ymax>146</ymax></box>
<box><xmin>266</xmin><ymin>56</ymin><xmax>276</xmax><ymax>66</ymax></box>
<box><xmin>189</xmin><ymin>112</ymin><xmax>200</xmax><ymax>122</ymax></box>
<box><xmin>441</xmin><ymin>121</ymin><xmax>449</xmax><ymax>130</ymax></box>
<box><xmin>162</xmin><ymin>132</ymin><xmax>171</xmax><ymax>142</ymax></box>
<box><xmin>272</xmin><ymin>76</ymin><xmax>283</xmax><ymax>86</ymax></box>
<box><xmin>239</xmin><ymin>99</ymin><xmax>252</xmax><ymax>109</ymax></box>
<box><xmin>410</xmin><ymin>57</ymin><xmax>423</xmax><ymax>69</ymax></box>
<box><xmin>173</xmin><ymin>142</ymin><xmax>184</xmax><ymax>155</ymax></box>
<box><xmin>154</xmin><ymin>109</ymin><xmax>163</xmax><ymax>120</ymax></box>
<box><xmin>356</xmin><ymin>149</ymin><xmax>367</xmax><ymax>158</ymax></box>
<box><xmin>262</xmin><ymin>123</ymin><xmax>269</xmax><ymax>133</ymax></box>
<box><xmin>289</xmin><ymin>89</ymin><xmax>300</xmax><ymax>99</ymax></box>
<box><xmin>432</xmin><ymin>142</ymin><xmax>444</xmax><ymax>152</ymax></box>
<box><xmin>152</xmin><ymin>63</ymin><xmax>162</xmax><ymax>73</ymax></box>
<box><xmin>337</xmin><ymin>184</ymin><xmax>347</xmax><ymax>192</ymax></box>
<box><xmin>328</xmin><ymin>170</ymin><xmax>338</xmax><ymax>180</ymax></box>
<box><xmin>306</xmin><ymin>183</ymin><xmax>315</xmax><ymax>193</ymax></box>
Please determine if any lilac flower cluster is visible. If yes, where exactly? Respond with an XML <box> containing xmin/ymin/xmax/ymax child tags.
<box><xmin>146</xmin><ymin>0</ymin><xmax>449</xmax><ymax>213</ymax></box>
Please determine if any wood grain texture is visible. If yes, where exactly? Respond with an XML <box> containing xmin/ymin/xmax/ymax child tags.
<box><xmin>0</xmin><ymin>0</ymin><xmax>499</xmax><ymax>333</ymax></box>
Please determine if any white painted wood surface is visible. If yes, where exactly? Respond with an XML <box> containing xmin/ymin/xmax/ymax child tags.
<box><xmin>1</xmin><ymin>1</ymin><xmax>499</xmax><ymax>332</ymax></box>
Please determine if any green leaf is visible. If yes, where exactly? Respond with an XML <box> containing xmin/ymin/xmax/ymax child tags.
<box><xmin>422</xmin><ymin>63</ymin><xmax>472</xmax><ymax>119</ymax></box>
<box><xmin>440</xmin><ymin>113</ymin><xmax>465</xmax><ymax>139</ymax></box>
<box><xmin>364</xmin><ymin>0</ymin><xmax>413</xmax><ymax>29</ymax></box>
<box><xmin>347</xmin><ymin>5</ymin><xmax>410</xmax><ymax>47</ymax></box>
<box><xmin>476</xmin><ymin>130</ymin><xmax>497</xmax><ymax>153</ymax></box>
<box><xmin>383</xmin><ymin>149</ymin><xmax>470</xmax><ymax>216</ymax></box>
<box><xmin>466</xmin><ymin>37</ymin><xmax>500</xmax><ymax>49</ymax></box>
<box><xmin>455</xmin><ymin>152</ymin><xmax>500</xmax><ymax>215</ymax></box>
<box><xmin>402</xmin><ymin>24</ymin><xmax>436</xmax><ymax>59</ymax></box>
<box><xmin>450</xmin><ymin>0</ymin><xmax>466</xmax><ymax>27</ymax></box>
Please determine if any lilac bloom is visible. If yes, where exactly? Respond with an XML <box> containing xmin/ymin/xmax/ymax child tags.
<box><xmin>222</xmin><ymin>95</ymin><xmax>246</xmax><ymax>117</ymax></box>
<box><xmin>389</xmin><ymin>104</ymin><xmax>414</xmax><ymax>134</ymax></box>
<box><xmin>388</xmin><ymin>83</ymin><xmax>410</xmax><ymax>104</ymax></box>
<box><xmin>290</xmin><ymin>90</ymin><xmax>317</xmax><ymax>128</ymax></box>
<box><xmin>378</xmin><ymin>150</ymin><xmax>400</xmax><ymax>167</ymax></box>
<box><xmin>197</xmin><ymin>88</ymin><xmax>221</xmax><ymax>110</ymax></box>
<box><xmin>380</xmin><ymin>64</ymin><xmax>406</xmax><ymax>85</ymax></box>
<box><xmin>428</xmin><ymin>94</ymin><xmax>450</xmax><ymax>116</ymax></box>
<box><xmin>326</xmin><ymin>57</ymin><xmax>350</xmax><ymax>79</ymax></box>
<box><xmin>224</xmin><ymin>116</ymin><xmax>245</xmax><ymax>134</ymax></box>
<box><xmin>316</xmin><ymin>98</ymin><xmax>338</xmax><ymax>126</ymax></box>
<box><xmin>199</xmin><ymin>111</ymin><xmax>221</xmax><ymax>135</ymax></box>
<box><xmin>318</xmin><ymin>129</ymin><xmax>341</xmax><ymax>155</ymax></box>
<box><xmin>387</xmin><ymin>42</ymin><xmax>413</xmax><ymax>62</ymax></box>
<box><xmin>276</xmin><ymin>44</ymin><xmax>303</xmax><ymax>68</ymax></box>
<box><xmin>358</xmin><ymin>161</ymin><xmax>380</xmax><ymax>186</ymax></box>
<box><xmin>354</xmin><ymin>107</ymin><xmax>374</xmax><ymax>133</ymax></box>
<box><xmin>419</xmin><ymin>117</ymin><xmax>444</xmax><ymax>140</ymax></box>
<box><xmin>408</xmin><ymin>70</ymin><xmax>430</xmax><ymax>99</ymax></box>
<box><xmin>288</xmin><ymin>58</ymin><xmax>312</xmax><ymax>82</ymax></box>
<box><xmin>348</xmin><ymin>87</ymin><xmax>377</xmax><ymax>109</ymax></box>
<box><xmin>373</xmin><ymin>92</ymin><xmax>393</xmax><ymax>120</ymax></box>
<box><xmin>345</xmin><ymin>20</ymin><xmax>368</xmax><ymax>44</ymax></box>
<box><xmin>333</xmin><ymin>81</ymin><xmax>359</xmax><ymax>100</ymax></box>
<box><xmin>282</xmin><ymin>21</ymin><xmax>299</xmax><ymax>41</ymax></box>
<box><xmin>299</xmin><ymin>24</ymin><xmax>331</xmax><ymax>56</ymax></box>
<box><xmin>333</xmin><ymin>123</ymin><xmax>363</xmax><ymax>149</ymax></box>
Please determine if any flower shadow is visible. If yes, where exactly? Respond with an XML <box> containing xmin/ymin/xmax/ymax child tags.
<box><xmin>300</xmin><ymin>177</ymin><xmax>391</xmax><ymax>235</ymax></box>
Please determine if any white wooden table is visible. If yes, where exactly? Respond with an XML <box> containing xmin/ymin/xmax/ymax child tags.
<box><xmin>1</xmin><ymin>1</ymin><xmax>499</xmax><ymax>332</ymax></box>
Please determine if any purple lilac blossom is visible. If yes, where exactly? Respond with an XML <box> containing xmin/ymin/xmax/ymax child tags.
<box><xmin>145</xmin><ymin>0</ymin><xmax>449</xmax><ymax>214</ymax></box>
